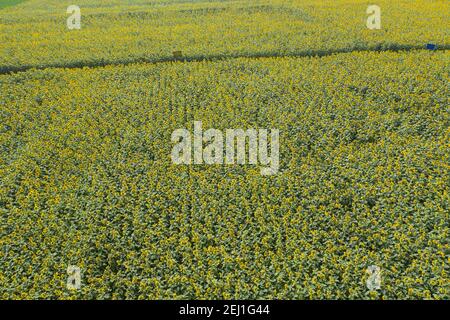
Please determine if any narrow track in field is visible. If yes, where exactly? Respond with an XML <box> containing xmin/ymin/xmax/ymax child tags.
<box><xmin>1</xmin><ymin>44</ymin><xmax>448</xmax><ymax>75</ymax></box>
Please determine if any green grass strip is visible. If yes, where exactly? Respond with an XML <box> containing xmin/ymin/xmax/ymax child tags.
<box><xmin>0</xmin><ymin>0</ymin><xmax>27</xmax><ymax>10</ymax></box>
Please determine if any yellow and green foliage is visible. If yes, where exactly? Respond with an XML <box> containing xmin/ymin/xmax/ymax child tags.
<box><xmin>0</xmin><ymin>0</ymin><xmax>448</xmax><ymax>72</ymax></box>
<box><xmin>0</xmin><ymin>0</ymin><xmax>449</xmax><ymax>299</ymax></box>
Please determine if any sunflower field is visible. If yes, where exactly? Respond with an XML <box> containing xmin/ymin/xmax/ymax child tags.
<box><xmin>0</xmin><ymin>0</ymin><xmax>449</xmax><ymax>300</ymax></box>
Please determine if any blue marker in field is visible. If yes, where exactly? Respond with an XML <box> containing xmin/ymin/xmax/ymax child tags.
<box><xmin>426</xmin><ymin>43</ymin><xmax>437</xmax><ymax>50</ymax></box>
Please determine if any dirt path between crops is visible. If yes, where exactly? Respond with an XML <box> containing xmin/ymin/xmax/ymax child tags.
<box><xmin>1</xmin><ymin>44</ymin><xmax>448</xmax><ymax>75</ymax></box>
